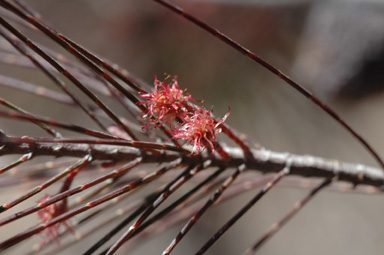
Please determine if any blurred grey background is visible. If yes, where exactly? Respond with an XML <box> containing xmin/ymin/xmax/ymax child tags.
<box><xmin>1</xmin><ymin>0</ymin><xmax>384</xmax><ymax>254</ymax></box>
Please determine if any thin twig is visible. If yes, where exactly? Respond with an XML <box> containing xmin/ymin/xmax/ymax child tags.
<box><xmin>195</xmin><ymin>164</ymin><xmax>290</xmax><ymax>254</ymax></box>
<box><xmin>163</xmin><ymin>164</ymin><xmax>245</xmax><ymax>254</ymax></box>
<box><xmin>244</xmin><ymin>177</ymin><xmax>334</xmax><ymax>254</ymax></box>
<box><xmin>106</xmin><ymin>161</ymin><xmax>211</xmax><ymax>255</ymax></box>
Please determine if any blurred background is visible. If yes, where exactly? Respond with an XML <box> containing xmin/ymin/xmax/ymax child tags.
<box><xmin>2</xmin><ymin>0</ymin><xmax>384</xmax><ymax>254</ymax></box>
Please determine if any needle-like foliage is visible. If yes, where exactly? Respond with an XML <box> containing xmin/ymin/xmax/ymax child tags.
<box><xmin>0</xmin><ymin>1</ymin><xmax>383</xmax><ymax>255</ymax></box>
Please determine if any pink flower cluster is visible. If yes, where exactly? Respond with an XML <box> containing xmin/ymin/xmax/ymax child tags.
<box><xmin>140</xmin><ymin>75</ymin><xmax>230</xmax><ymax>154</ymax></box>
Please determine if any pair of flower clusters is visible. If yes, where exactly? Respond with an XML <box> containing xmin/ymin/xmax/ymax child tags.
<box><xmin>139</xmin><ymin>75</ymin><xmax>229</xmax><ymax>154</ymax></box>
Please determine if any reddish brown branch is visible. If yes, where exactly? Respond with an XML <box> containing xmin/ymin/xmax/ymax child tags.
<box><xmin>0</xmin><ymin>132</ymin><xmax>383</xmax><ymax>188</ymax></box>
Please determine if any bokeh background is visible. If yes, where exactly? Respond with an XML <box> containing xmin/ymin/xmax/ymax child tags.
<box><xmin>1</xmin><ymin>0</ymin><xmax>384</xmax><ymax>254</ymax></box>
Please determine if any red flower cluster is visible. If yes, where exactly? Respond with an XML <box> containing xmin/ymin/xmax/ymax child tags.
<box><xmin>140</xmin><ymin>75</ymin><xmax>230</xmax><ymax>154</ymax></box>
<box><xmin>37</xmin><ymin>195</ymin><xmax>73</xmax><ymax>246</ymax></box>
<box><xmin>173</xmin><ymin>107</ymin><xmax>230</xmax><ymax>154</ymax></box>
<box><xmin>139</xmin><ymin>75</ymin><xmax>198</xmax><ymax>129</ymax></box>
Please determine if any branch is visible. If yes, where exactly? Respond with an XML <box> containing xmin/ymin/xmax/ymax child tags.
<box><xmin>1</xmin><ymin>133</ymin><xmax>383</xmax><ymax>189</ymax></box>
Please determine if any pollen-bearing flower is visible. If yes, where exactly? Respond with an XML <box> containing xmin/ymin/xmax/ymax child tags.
<box><xmin>139</xmin><ymin>75</ymin><xmax>198</xmax><ymax>129</ymax></box>
<box><xmin>139</xmin><ymin>74</ymin><xmax>230</xmax><ymax>155</ymax></box>
<box><xmin>173</xmin><ymin>107</ymin><xmax>230</xmax><ymax>154</ymax></box>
